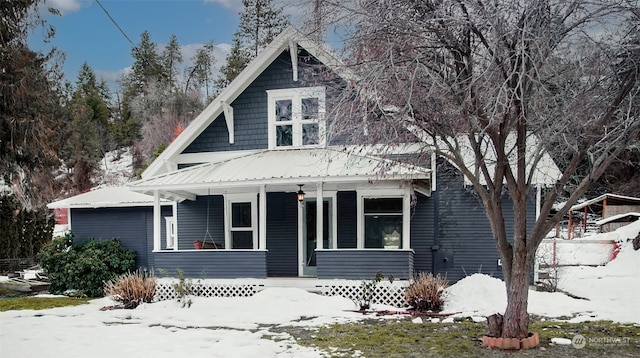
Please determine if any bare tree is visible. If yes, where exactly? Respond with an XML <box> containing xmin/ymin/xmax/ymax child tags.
<box><xmin>314</xmin><ymin>1</ymin><xmax>639</xmax><ymax>339</ymax></box>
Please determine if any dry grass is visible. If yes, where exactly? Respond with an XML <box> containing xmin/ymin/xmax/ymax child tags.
<box><xmin>104</xmin><ymin>269</ymin><xmax>156</xmax><ymax>309</ymax></box>
<box><xmin>405</xmin><ymin>272</ymin><xmax>449</xmax><ymax>312</ymax></box>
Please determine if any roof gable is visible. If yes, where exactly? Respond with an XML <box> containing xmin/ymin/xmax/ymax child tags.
<box><xmin>142</xmin><ymin>26</ymin><xmax>353</xmax><ymax>178</ymax></box>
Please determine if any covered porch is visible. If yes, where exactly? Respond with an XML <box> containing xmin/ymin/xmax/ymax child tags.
<box><xmin>130</xmin><ymin>147</ymin><xmax>433</xmax><ymax>279</ymax></box>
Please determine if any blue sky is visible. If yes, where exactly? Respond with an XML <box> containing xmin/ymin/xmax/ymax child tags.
<box><xmin>30</xmin><ymin>0</ymin><xmax>310</xmax><ymax>91</ymax></box>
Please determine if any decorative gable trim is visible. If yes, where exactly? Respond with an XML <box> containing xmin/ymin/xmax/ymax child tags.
<box><xmin>142</xmin><ymin>26</ymin><xmax>355</xmax><ymax>179</ymax></box>
<box><xmin>222</xmin><ymin>101</ymin><xmax>234</xmax><ymax>144</ymax></box>
<box><xmin>289</xmin><ymin>40</ymin><xmax>298</xmax><ymax>81</ymax></box>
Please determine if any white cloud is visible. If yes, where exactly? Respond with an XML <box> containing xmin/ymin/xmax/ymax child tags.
<box><xmin>203</xmin><ymin>0</ymin><xmax>243</xmax><ymax>12</ymax></box>
<box><xmin>45</xmin><ymin>0</ymin><xmax>88</xmax><ymax>15</ymax></box>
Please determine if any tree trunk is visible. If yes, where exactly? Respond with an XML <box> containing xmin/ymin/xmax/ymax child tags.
<box><xmin>501</xmin><ymin>248</ymin><xmax>531</xmax><ymax>339</ymax></box>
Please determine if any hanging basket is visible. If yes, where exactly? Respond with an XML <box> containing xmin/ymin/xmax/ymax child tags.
<box><xmin>193</xmin><ymin>240</ymin><xmax>224</xmax><ymax>250</ymax></box>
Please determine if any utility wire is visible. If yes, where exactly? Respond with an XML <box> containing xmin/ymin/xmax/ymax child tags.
<box><xmin>95</xmin><ymin>0</ymin><xmax>136</xmax><ymax>48</ymax></box>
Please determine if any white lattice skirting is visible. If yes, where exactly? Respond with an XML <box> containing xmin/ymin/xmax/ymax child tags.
<box><xmin>154</xmin><ymin>279</ymin><xmax>409</xmax><ymax>307</ymax></box>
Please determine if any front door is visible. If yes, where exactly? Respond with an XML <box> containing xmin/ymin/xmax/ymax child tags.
<box><xmin>302</xmin><ymin>199</ymin><xmax>330</xmax><ymax>276</ymax></box>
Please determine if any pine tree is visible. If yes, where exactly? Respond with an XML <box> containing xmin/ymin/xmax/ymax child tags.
<box><xmin>214</xmin><ymin>35</ymin><xmax>251</xmax><ymax>92</ymax></box>
<box><xmin>238</xmin><ymin>0</ymin><xmax>289</xmax><ymax>57</ymax></box>
<box><xmin>0</xmin><ymin>0</ymin><xmax>65</xmax><ymax>180</ymax></box>
<box><xmin>162</xmin><ymin>34</ymin><xmax>183</xmax><ymax>91</ymax></box>
<box><xmin>61</xmin><ymin>63</ymin><xmax>112</xmax><ymax>193</ymax></box>
<box><xmin>185</xmin><ymin>39</ymin><xmax>216</xmax><ymax>100</ymax></box>
<box><xmin>214</xmin><ymin>0</ymin><xmax>289</xmax><ymax>92</ymax></box>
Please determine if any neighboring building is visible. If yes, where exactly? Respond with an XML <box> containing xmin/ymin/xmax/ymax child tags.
<box><xmin>50</xmin><ymin>27</ymin><xmax>558</xmax><ymax>282</ymax></box>
<box><xmin>569</xmin><ymin>193</ymin><xmax>640</xmax><ymax>236</ymax></box>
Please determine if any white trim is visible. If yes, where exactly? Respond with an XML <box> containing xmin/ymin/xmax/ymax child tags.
<box><xmin>224</xmin><ymin>193</ymin><xmax>259</xmax><ymax>250</ymax></box>
<box><xmin>289</xmin><ymin>40</ymin><xmax>298</xmax><ymax>81</ymax></box>
<box><xmin>172</xmin><ymin>201</ymin><xmax>178</xmax><ymax>249</ymax></box>
<box><xmin>297</xmin><ymin>197</ymin><xmax>304</xmax><ymax>276</ymax></box>
<box><xmin>222</xmin><ymin>101</ymin><xmax>234</xmax><ymax>144</ymax></box>
<box><xmin>267</xmin><ymin>87</ymin><xmax>326</xmax><ymax>149</ymax></box>
<box><xmin>164</xmin><ymin>216</ymin><xmax>176</xmax><ymax>250</ymax></box>
<box><xmin>259</xmin><ymin>185</ymin><xmax>267</xmax><ymax>250</ymax></box>
<box><xmin>316</xmin><ymin>183</ymin><xmax>323</xmax><ymax>251</ymax></box>
<box><xmin>153</xmin><ymin>190</ymin><xmax>161</xmax><ymax>252</ymax></box>
<box><xmin>357</xmin><ymin>188</ymin><xmax>409</xmax><ymax>250</ymax></box>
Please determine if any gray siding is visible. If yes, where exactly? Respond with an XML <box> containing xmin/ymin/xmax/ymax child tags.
<box><xmin>177</xmin><ymin>195</ymin><xmax>225</xmax><ymax>249</ymax></box>
<box><xmin>183</xmin><ymin>49</ymin><xmax>344</xmax><ymax>155</ymax></box>
<box><xmin>316</xmin><ymin>250</ymin><xmax>414</xmax><ymax>280</ymax></box>
<box><xmin>410</xmin><ymin>193</ymin><xmax>435</xmax><ymax>275</ymax></box>
<box><xmin>71</xmin><ymin>206</ymin><xmax>170</xmax><ymax>269</ymax></box>
<box><xmin>265</xmin><ymin>192</ymin><xmax>298</xmax><ymax>276</ymax></box>
<box><xmin>153</xmin><ymin>250</ymin><xmax>267</xmax><ymax>279</ymax></box>
<box><xmin>184</xmin><ymin>50</ymin><xmax>322</xmax><ymax>154</ymax></box>
<box><xmin>432</xmin><ymin>164</ymin><xmax>537</xmax><ymax>282</ymax></box>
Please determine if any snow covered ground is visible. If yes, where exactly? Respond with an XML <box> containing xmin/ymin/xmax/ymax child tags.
<box><xmin>1</xmin><ymin>222</ymin><xmax>638</xmax><ymax>357</ymax></box>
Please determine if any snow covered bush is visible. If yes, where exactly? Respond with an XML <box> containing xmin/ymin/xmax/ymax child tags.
<box><xmin>39</xmin><ymin>234</ymin><xmax>136</xmax><ymax>297</ymax></box>
<box><xmin>104</xmin><ymin>268</ymin><xmax>156</xmax><ymax>309</ymax></box>
<box><xmin>405</xmin><ymin>272</ymin><xmax>449</xmax><ymax>312</ymax></box>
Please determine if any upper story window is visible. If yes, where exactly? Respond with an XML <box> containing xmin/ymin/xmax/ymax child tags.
<box><xmin>267</xmin><ymin>87</ymin><xmax>326</xmax><ymax>149</ymax></box>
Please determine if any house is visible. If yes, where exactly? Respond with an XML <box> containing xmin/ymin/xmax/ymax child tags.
<box><xmin>50</xmin><ymin>27</ymin><xmax>554</xmax><ymax>284</ymax></box>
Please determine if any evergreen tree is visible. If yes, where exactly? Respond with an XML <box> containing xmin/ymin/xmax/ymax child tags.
<box><xmin>238</xmin><ymin>0</ymin><xmax>289</xmax><ymax>57</ymax></box>
<box><xmin>214</xmin><ymin>0</ymin><xmax>288</xmax><ymax>92</ymax></box>
<box><xmin>162</xmin><ymin>34</ymin><xmax>183</xmax><ymax>91</ymax></box>
<box><xmin>60</xmin><ymin>63</ymin><xmax>112</xmax><ymax>193</ymax></box>
<box><xmin>0</xmin><ymin>0</ymin><xmax>65</xmax><ymax>180</ymax></box>
<box><xmin>184</xmin><ymin>39</ymin><xmax>217</xmax><ymax>99</ymax></box>
<box><xmin>214</xmin><ymin>35</ymin><xmax>251</xmax><ymax>92</ymax></box>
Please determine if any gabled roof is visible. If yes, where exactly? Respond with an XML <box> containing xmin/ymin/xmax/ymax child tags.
<box><xmin>47</xmin><ymin>186</ymin><xmax>172</xmax><ymax>209</ymax></box>
<box><xmin>130</xmin><ymin>148</ymin><xmax>430</xmax><ymax>197</ymax></box>
<box><xmin>142</xmin><ymin>26</ymin><xmax>354</xmax><ymax>179</ymax></box>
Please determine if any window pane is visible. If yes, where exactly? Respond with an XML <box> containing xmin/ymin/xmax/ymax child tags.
<box><xmin>364</xmin><ymin>215</ymin><xmax>402</xmax><ymax>249</ymax></box>
<box><xmin>302</xmin><ymin>123</ymin><xmax>319</xmax><ymax>145</ymax></box>
<box><xmin>364</xmin><ymin>198</ymin><xmax>403</xmax><ymax>214</ymax></box>
<box><xmin>276</xmin><ymin>125</ymin><xmax>293</xmax><ymax>146</ymax></box>
<box><xmin>301</xmin><ymin>97</ymin><xmax>318</xmax><ymax>120</ymax></box>
<box><xmin>231</xmin><ymin>202</ymin><xmax>252</xmax><ymax>227</ymax></box>
<box><xmin>232</xmin><ymin>231</ymin><xmax>253</xmax><ymax>249</ymax></box>
<box><xmin>275</xmin><ymin>99</ymin><xmax>292</xmax><ymax>121</ymax></box>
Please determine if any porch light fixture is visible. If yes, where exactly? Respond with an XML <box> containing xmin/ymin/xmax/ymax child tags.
<box><xmin>297</xmin><ymin>184</ymin><xmax>305</xmax><ymax>202</ymax></box>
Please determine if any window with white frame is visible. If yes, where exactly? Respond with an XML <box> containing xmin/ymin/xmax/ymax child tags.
<box><xmin>267</xmin><ymin>87</ymin><xmax>326</xmax><ymax>149</ymax></box>
<box><xmin>363</xmin><ymin>198</ymin><xmax>404</xmax><ymax>249</ymax></box>
<box><xmin>225</xmin><ymin>194</ymin><xmax>257</xmax><ymax>249</ymax></box>
<box><xmin>165</xmin><ymin>216</ymin><xmax>176</xmax><ymax>249</ymax></box>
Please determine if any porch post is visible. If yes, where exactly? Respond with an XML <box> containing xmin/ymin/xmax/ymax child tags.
<box><xmin>259</xmin><ymin>185</ymin><xmax>267</xmax><ymax>250</ymax></box>
<box><xmin>153</xmin><ymin>190</ymin><xmax>161</xmax><ymax>251</ymax></box>
<box><xmin>403</xmin><ymin>185</ymin><xmax>411</xmax><ymax>249</ymax></box>
<box><xmin>316</xmin><ymin>182</ymin><xmax>323</xmax><ymax>250</ymax></box>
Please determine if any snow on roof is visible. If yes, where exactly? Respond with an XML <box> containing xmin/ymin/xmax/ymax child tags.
<box><xmin>595</xmin><ymin>212</ymin><xmax>640</xmax><ymax>226</ymax></box>
<box><xmin>47</xmin><ymin>186</ymin><xmax>172</xmax><ymax>209</ymax></box>
<box><xmin>131</xmin><ymin>148</ymin><xmax>431</xmax><ymax>193</ymax></box>
<box><xmin>570</xmin><ymin>193</ymin><xmax>640</xmax><ymax>212</ymax></box>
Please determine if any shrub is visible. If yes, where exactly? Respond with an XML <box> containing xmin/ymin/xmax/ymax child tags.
<box><xmin>39</xmin><ymin>234</ymin><xmax>136</xmax><ymax>297</ymax></box>
<box><xmin>404</xmin><ymin>272</ymin><xmax>449</xmax><ymax>312</ymax></box>
<box><xmin>353</xmin><ymin>271</ymin><xmax>385</xmax><ymax>310</ymax></box>
<box><xmin>104</xmin><ymin>268</ymin><xmax>156</xmax><ymax>309</ymax></box>
<box><xmin>173</xmin><ymin>269</ymin><xmax>195</xmax><ymax>308</ymax></box>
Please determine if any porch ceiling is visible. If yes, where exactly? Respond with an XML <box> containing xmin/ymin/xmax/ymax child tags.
<box><xmin>129</xmin><ymin>148</ymin><xmax>431</xmax><ymax>199</ymax></box>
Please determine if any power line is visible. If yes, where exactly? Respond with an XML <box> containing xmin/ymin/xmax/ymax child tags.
<box><xmin>95</xmin><ymin>0</ymin><xmax>136</xmax><ymax>48</ymax></box>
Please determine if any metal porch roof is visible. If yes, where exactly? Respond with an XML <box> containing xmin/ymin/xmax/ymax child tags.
<box><xmin>47</xmin><ymin>186</ymin><xmax>173</xmax><ymax>209</ymax></box>
<box><xmin>130</xmin><ymin>148</ymin><xmax>431</xmax><ymax>193</ymax></box>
